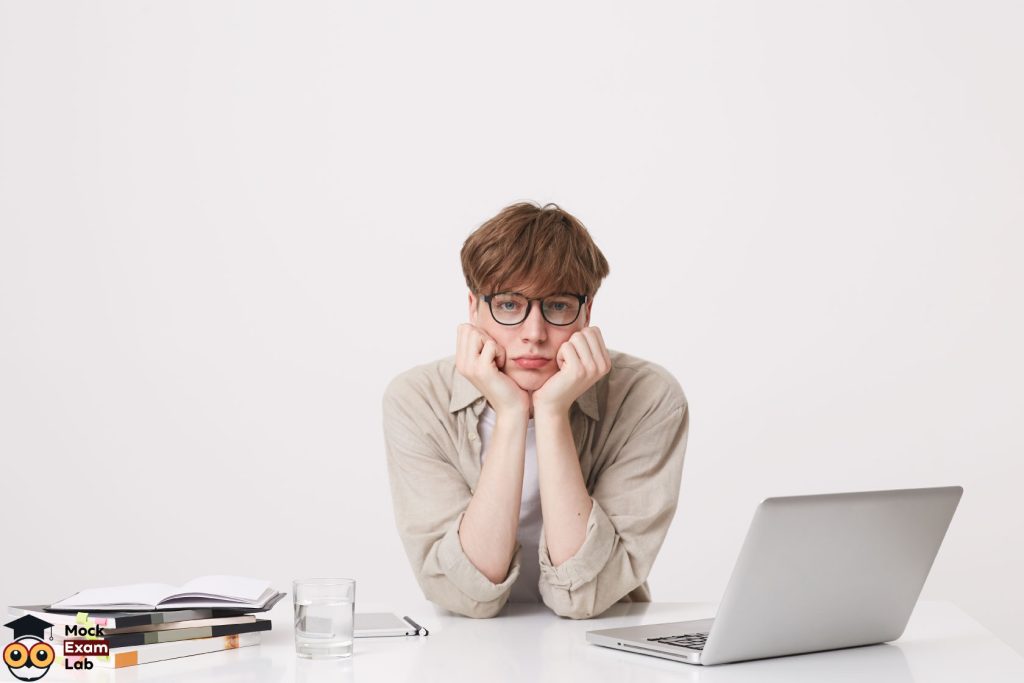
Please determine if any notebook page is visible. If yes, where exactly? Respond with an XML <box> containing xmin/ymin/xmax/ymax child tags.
<box><xmin>51</xmin><ymin>583</ymin><xmax>178</xmax><ymax>609</ymax></box>
<box><xmin>172</xmin><ymin>575</ymin><xmax>272</xmax><ymax>602</ymax></box>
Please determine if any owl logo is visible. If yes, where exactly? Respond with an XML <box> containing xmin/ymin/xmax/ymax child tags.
<box><xmin>3</xmin><ymin>616</ymin><xmax>55</xmax><ymax>681</ymax></box>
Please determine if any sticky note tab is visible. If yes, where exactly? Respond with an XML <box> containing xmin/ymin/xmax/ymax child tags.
<box><xmin>76</xmin><ymin>612</ymin><xmax>88</xmax><ymax>625</ymax></box>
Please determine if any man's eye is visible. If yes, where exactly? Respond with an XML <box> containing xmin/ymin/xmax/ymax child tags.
<box><xmin>547</xmin><ymin>302</ymin><xmax>568</xmax><ymax>312</ymax></box>
<box><xmin>498</xmin><ymin>301</ymin><xmax>521</xmax><ymax>311</ymax></box>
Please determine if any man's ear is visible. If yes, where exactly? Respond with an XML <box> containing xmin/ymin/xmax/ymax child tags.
<box><xmin>468</xmin><ymin>291</ymin><xmax>478</xmax><ymax>323</ymax></box>
<box><xmin>584</xmin><ymin>298</ymin><xmax>594</xmax><ymax>326</ymax></box>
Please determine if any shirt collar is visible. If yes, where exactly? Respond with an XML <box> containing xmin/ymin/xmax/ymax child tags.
<box><xmin>449</xmin><ymin>368</ymin><xmax>601</xmax><ymax>421</ymax></box>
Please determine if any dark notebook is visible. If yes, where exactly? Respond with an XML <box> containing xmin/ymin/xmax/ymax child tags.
<box><xmin>11</xmin><ymin>605</ymin><xmax>238</xmax><ymax>630</ymax></box>
<box><xmin>103</xmin><ymin>619</ymin><xmax>272</xmax><ymax>648</ymax></box>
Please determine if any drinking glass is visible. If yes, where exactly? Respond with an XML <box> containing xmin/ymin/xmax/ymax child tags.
<box><xmin>293</xmin><ymin>578</ymin><xmax>355</xmax><ymax>659</ymax></box>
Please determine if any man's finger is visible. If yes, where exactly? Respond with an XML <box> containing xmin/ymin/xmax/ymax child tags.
<box><xmin>467</xmin><ymin>324</ymin><xmax>505</xmax><ymax>369</ymax></box>
<box><xmin>559</xmin><ymin>340</ymin><xmax>581</xmax><ymax>373</ymax></box>
<box><xmin>468</xmin><ymin>327</ymin><xmax>486</xmax><ymax>356</ymax></box>
<box><xmin>494</xmin><ymin>341</ymin><xmax>507</xmax><ymax>370</ymax></box>
<box><xmin>570</xmin><ymin>333</ymin><xmax>597</xmax><ymax>374</ymax></box>
<box><xmin>469</xmin><ymin>323</ymin><xmax>494</xmax><ymax>344</ymax></box>
<box><xmin>580</xmin><ymin>328</ymin><xmax>608</xmax><ymax>374</ymax></box>
<box><xmin>480</xmin><ymin>339</ymin><xmax>498</xmax><ymax>368</ymax></box>
<box><xmin>591</xmin><ymin>326</ymin><xmax>611</xmax><ymax>369</ymax></box>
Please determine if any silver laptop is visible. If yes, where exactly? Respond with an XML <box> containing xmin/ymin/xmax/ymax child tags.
<box><xmin>587</xmin><ymin>485</ymin><xmax>962</xmax><ymax>666</ymax></box>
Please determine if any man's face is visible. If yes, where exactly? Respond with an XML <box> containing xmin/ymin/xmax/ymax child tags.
<box><xmin>468</xmin><ymin>289</ymin><xmax>592</xmax><ymax>392</ymax></box>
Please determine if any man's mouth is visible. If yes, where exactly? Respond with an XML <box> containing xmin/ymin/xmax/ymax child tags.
<box><xmin>513</xmin><ymin>356</ymin><xmax>551</xmax><ymax>369</ymax></box>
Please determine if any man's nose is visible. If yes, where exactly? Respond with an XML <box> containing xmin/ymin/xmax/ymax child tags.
<box><xmin>520</xmin><ymin>303</ymin><xmax>547</xmax><ymax>342</ymax></box>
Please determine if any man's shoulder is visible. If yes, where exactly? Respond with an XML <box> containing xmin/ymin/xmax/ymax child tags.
<box><xmin>383</xmin><ymin>356</ymin><xmax>457</xmax><ymax>406</ymax></box>
<box><xmin>606</xmin><ymin>349</ymin><xmax>687</xmax><ymax>411</ymax></box>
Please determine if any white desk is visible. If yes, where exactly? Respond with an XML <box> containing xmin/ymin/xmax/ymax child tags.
<box><xmin>43</xmin><ymin>600</ymin><xmax>1024</xmax><ymax>682</ymax></box>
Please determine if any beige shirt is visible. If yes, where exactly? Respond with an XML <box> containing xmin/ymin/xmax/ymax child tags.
<box><xmin>382</xmin><ymin>349</ymin><xmax>689</xmax><ymax>619</ymax></box>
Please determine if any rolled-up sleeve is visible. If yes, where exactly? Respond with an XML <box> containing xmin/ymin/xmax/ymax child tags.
<box><xmin>383</xmin><ymin>376</ymin><xmax>521</xmax><ymax>618</ymax></box>
<box><xmin>538</xmin><ymin>395</ymin><xmax>689</xmax><ymax>619</ymax></box>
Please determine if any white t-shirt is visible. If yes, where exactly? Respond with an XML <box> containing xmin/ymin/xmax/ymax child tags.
<box><xmin>477</xmin><ymin>404</ymin><xmax>542</xmax><ymax>602</ymax></box>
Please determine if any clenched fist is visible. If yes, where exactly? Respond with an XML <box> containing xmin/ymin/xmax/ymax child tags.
<box><xmin>531</xmin><ymin>327</ymin><xmax>611</xmax><ymax>417</ymax></box>
<box><xmin>455</xmin><ymin>323</ymin><xmax>532</xmax><ymax>418</ymax></box>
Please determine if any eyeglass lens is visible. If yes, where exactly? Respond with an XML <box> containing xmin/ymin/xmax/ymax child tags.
<box><xmin>489</xmin><ymin>293</ymin><xmax>581</xmax><ymax>325</ymax></box>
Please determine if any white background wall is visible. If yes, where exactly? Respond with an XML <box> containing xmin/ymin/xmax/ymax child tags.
<box><xmin>2</xmin><ymin>0</ymin><xmax>1022</xmax><ymax>655</ymax></box>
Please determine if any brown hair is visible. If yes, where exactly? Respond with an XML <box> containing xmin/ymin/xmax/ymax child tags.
<box><xmin>461</xmin><ymin>202</ymin><xmax>610</xmax><ymax>298</ymax></box>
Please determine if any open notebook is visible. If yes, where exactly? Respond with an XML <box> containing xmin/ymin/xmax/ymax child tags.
<box><xmin>49</xmin><ymin>575</ymin><xmax>283</xmax><ymax>611</ymax></box>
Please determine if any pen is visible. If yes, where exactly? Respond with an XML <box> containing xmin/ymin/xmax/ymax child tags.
<box><xmin>402</xmin><ymin>616</ymin><xmax>429</xmax><ymax>636</ymax></box>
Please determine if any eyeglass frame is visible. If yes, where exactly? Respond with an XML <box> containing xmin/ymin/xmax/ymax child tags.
<box><xmin>481</xmin><ymin>292</ymin><xmax>589</xmax><ymax>326</ymax></box>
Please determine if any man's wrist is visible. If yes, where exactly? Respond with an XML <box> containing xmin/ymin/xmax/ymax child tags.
<box><xmin>532</xmin><ymin>402</ymin><xmax>572</xmax><ymax>424</ymax></box>
<box><xmin>494</xmin><ymin>405</ymin><xmax>531</xmax><ymax>427</ymax></box>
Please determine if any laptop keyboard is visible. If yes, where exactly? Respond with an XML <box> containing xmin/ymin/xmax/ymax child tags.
<box><xmin>648</xmin><ymin>632</ymin><xmax>709</xmax><ymax>651</ymax></box>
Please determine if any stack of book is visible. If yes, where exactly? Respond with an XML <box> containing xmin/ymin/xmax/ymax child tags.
<box><xmin>8</xmin><ymin>575</ymin><xmax>284</xmax><ymax>670</ymax></box>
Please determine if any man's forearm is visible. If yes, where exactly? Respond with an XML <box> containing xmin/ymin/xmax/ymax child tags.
<box><xmin>535</xmin><ymin>409</ymin><xmax>593</xmax><ymax>566</ymax></box>
<box><xmin>459</xmin><ymin>410</ymin><xmax>529</xmax><ymax>584</ymax></box>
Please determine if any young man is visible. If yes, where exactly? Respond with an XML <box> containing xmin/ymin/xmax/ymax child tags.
<box><xmin>383</xmin><ymin>202</ymin><xmax>688</xmax><ymax>619</ymax></box>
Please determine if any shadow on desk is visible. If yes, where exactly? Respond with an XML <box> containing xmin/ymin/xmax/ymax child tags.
<box><xmin>590</xmin><ymin>641</ymin><xmax>911</xmax><ymax>682</ymax></box>
<box><xmin>409</xmin><ymin>603</ymin><xmax>915</xmax><ymax>683</ymax></box>
<box><xmin>41</xmin><ymin>646</ymin><xmax>284</xmax><ymax>683</ymax></box>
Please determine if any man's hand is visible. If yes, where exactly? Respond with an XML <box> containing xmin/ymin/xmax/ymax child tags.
<box><xmin>532</xmin><ymin>327</ymin><xmax>611</xmax><ymax>417</ymax></box>
<box><xmin>455</xmin><ymin>323</ymin><xmax>531</xmax><ymax>418</ymax></box>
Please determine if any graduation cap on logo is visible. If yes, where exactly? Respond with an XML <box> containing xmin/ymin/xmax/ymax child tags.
<box><xmin>4</xmin><ymin>615</ymin><xmax>54</xmax><ymax>640</ymax></box>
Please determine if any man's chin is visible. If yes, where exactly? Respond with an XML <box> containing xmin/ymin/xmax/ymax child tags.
<box><xmin>507</xmin><ymin>368</ymin><xmax>552</xmax><ymax>392</ymax></box>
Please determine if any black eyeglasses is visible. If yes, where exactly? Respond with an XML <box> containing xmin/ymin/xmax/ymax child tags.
<box><xmin>482</xmin><ymin>292</ymin><xmax>588</xmax><ymax>326</ymax></box>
